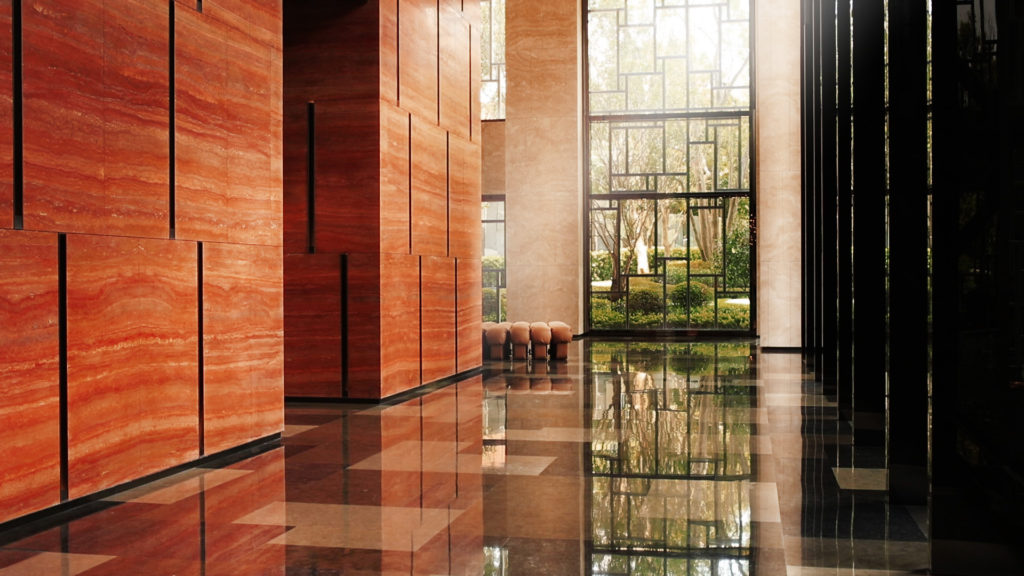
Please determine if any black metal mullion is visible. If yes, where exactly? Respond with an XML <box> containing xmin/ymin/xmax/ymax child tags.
<box><xmin>887</xmin><ymin>0</ymin><xmax>929</xmax><ymax>504</ymax></box>
<box><xmin>851</xmin><ymin>0</ymin><xmax>888</xmax><ymax>448</ymax></box>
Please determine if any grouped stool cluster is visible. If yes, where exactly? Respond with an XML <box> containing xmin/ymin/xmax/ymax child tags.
<box><xmin>482</xmin><ymin>321</ymin><xmax>572</xmax><ymax>361</ymax></box>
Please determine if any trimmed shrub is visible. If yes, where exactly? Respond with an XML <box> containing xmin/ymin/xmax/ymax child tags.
<box><xmin>629</xmin><ymin>288</ymin><xmax>664</xmax><ymax>315</ymax></box>
<box><xmin>670</xmin><ymin>281</ymin><xmax>712</xmax><ymax>310</ymax></box>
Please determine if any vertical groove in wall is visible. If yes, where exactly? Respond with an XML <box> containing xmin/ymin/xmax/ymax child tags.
<box><xmin>13</xmin><ymin>0</ymin><xmax>23</xmax><ymax>229</ymax></box>
<box><xmin>196</xmin><ymin>0</ymin><xmax>203</xmax><ymax>13</ymax></box>
<box><xmin>340</xmin><ymin>253</ymin><xmax>348</xmax><ymax>398</ymax></box>
<box><xmin>168</xmin><ymin>0</ymin><xmax>176</xmax><ymax>239</ymax></box>
<box><xmin>436</xmin><ymin>0</ymin><xmax>440</xmax><ymax>122</ymax></box>
<box><xmin>197</xmin><ymin>242</ymin><xmax>205</xmax><ymax>456</ymax></box>
<box><xmin>307</xmin><ymin>102</ymin><xmax>316</xmax><ymax>254</ymax></box>
<box><xmin>445</xmin><ymin>133</ymin><xmax>450</xmax><ymax>256</ymax></box>
<box><xmin>419</xmin><ymin>255</ymin><xmax>423</xmax><ymax>384</ymax></box>
<box><xmin>408</xmin><ymin>114</ymin><xmax>413</xmax><ymax>253</ymax></box>
<box><xmin>396</xmin><ymin>0</ymin><xmax>401</xmax><ymax>104</ymax></box>
<box><xmin>454</xmin><ymin>259</ymin><xmax>459</xmax><ymax>371</ymax></box>
<box><xmin>58</xmin><ymin>234</ymin><xmax>68</xmax><ymax>501</ymax></box>
<box><xmin>467</xmin><ymin>25</ymin><xmax>472</xmax><ymax>141</ymax></box>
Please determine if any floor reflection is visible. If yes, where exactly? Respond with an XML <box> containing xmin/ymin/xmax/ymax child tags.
<box><xmin>587</xmin><ymin>342</ymin><xmax>755</xmax><ymax>575</ymax></box>
<box><xmin>0</xmin><ymin>340</ymin><xmax>934</xmax><ymax>575</ymax></box>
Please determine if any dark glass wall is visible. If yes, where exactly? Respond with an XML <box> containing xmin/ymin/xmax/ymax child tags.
<box><xmin>803</xmin><ymin>0</ymin><xmax>1024</xmax><ymax>572</ymax></box>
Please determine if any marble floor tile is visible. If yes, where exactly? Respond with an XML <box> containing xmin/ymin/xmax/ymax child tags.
<box><xmin>347</xmin><ymin>440</ymin><xmax>473</xmax><ymax>472</ymax></box>
<box><xmin>482</xmin><ymin>455</ymin><xmax>556</xmax><ymax>476</ymax></box>
<box><xmin>103</xmin><ymin>467</ymin><xmax>252</xmax><ymax>504</ymax></box>
<box><xmin>236</xmin><ymin>502</ymin><xmax>462</xmax><ymax>551</ymax></box>
<box><xmin>283</xmin><ymin>424</ymin><xmax>318</xmax><ymax>437</ymax></box>
<box><xmin>1</xmin><ymin>340</ymin><xmax>1015</xmax><ymax>575</ymax></box>
<box><xmin>832</xmin><ymin>467</ymin><xmax>888</xmax><ymax>491</ymax></box>
<box><xmin>0</xmin><ymin>552</ymin><xmax>115</xmax><ymax>575</ymax></box>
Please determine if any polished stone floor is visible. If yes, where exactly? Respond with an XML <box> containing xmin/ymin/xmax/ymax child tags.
<box><xmin>0</xmin><ymin>340</ymin><xmax>942</xmax><ymax>575</ymax></box>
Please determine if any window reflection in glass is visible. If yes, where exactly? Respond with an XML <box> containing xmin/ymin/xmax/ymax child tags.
<box><xmin>587</xmin><ymin>341</ymin><xmax>754</xmax><ymax>575</ymax></box>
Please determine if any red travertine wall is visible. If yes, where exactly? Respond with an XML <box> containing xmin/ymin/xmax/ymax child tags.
<box><xmin>22</xmin><ymin>0</ymin><xmax>170</xmax><ymax>238</ymax></box>
<box><xmin>0</xmin><ymin>1</ymin><xmax>283</xmax><ymax>524</ymax></box>
<box><xmin>203</xmin><ymin>243</ymin><xmax>285</xmax><ymax>455</ymax></box>
<box><xmin>0</xmin><ymin>230</ymin><xmax>60</xmax><ymax>523</ymax></box>
<box><xmin>284</xmin><ymin>0</ymin><xmax>483</xmax><ymax>400</ymax></box>
<box><xmin>0</xmin><ymin>4</ymin><xmax>12</xmax><ymax>229</ymax></box>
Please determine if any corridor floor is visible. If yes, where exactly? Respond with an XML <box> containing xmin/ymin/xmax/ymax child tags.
<box><xmin>0</xmin><ymin>340</ymin><xmax>933</xmax><ymax>575</ymax></box>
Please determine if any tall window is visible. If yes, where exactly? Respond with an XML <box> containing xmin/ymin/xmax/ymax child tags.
<box><xmin>586</xmin><ymin>0</ymin><xmax>753</xmax><ymax>331</ymax></box>
<box><xmin>481</xmin><ymin>0</ymin><xmax>506</xmax><ymax>120</ymax></box>
<box><xmin>482</xmin><ymin>198</ymin><xmax>506</xmax><ymax>322</ymax></box>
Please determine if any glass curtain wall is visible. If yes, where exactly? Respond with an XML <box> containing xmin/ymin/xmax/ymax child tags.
<box><xmin>481</xmin><ymin>0</ymin><xmax>506</xmax><ymax>323</ymax></box>
<box><xmin>482</xmin><ymin>198</ymin><xmax>507</xmax><ymax>322</ymax></box>
<box><xmin>586</xmin><ymin>0</ymin><xmax>754</xmax><ymax>332</ymax></box>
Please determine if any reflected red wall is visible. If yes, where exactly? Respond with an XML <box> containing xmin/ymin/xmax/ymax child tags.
<box><xmin>284</xmin><ymin>0</ymin><xmax>483</xmax><ymax>400</ymax></box>
<box><xmin>0</xmin><ymin>0</ymin><xmax>283</xmax><ymax>524</ymax></box>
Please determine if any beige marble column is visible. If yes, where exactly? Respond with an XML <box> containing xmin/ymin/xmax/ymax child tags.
<box><xmin>502</xmin><ymin>0</ymin><xmax>583</xmax><ymax>333</ymax></box>
<box><xmin>756</xmin><ymin>0</ymin><xmax>802</xmax><ymax>347</ymax></box>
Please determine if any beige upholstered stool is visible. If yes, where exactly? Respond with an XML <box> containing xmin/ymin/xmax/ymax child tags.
<box><xmin>529</xmin><ymin>321</ymin><xmax>552</xmax><ymax>360</ymax></box>
<box><xmin>481</xmin><ymin>322</ymin><xmax>496</xmax><ymax>359</ymax></box>
<box><xmin>548</xmin><ymin>321</ymin><xmax>572</xmax><ymax>361</ymax></box>
<box><xmin>509</xmin><ymin>321</ymin><xmax>531</xmax><ymax>360</ymax></box>
<box><xmin>485</xmin><ymin>322</ymin><xmax>512</xmax><ymax>360</ymax></box>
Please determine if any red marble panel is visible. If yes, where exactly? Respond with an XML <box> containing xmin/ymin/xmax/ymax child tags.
<box><xmin>66</xmin><ymin>235</ymin><xmax>199</xmax><ymax>500</ymax></box>
<box><xmin>470</xmin><ymin>20</ymin><xmax>482</xmax><ymax>142</ymax></box>
<box><xmin>0</xmin><ymin>3</ymin><xmax>11</xmax><ymax>229</ymax></box>
<box><xmin>456</xmin><ymin>259</ymin><xmax>483</xmax><ymax>371</ymax></box>
<box><xmin>282</xmin><ymin>93</ymin><xmax>310</xmax><ymax>254</ymax></box>
<box><xmin>421</xmin><ymin>256</ymin><xmax>456</xmax><ymax>383</ymax></box>
<box><xmin>448</xmin><ymin>134</ymin><xmax>482</xmax><ymax>259</ymax></box>
<box><xmin>203</xmin><ymin>0</ymin><xmax>281</xmax><ymax>45</ymax></box>
<box><xmin>203</xmin><ymin>243</ymin><xmax>284</xmax><ymax>455</ymax></box>
<box><xmin>440</xmin><ymin>5</ymin><xmax>471</xmax><ymax>140</ymax></box>
<box><xmin>380</xmin><ymin>253</ymin><xmax>422</xmax><ymax>398</ymax></box>
<box><xmin>22</xmin><ymin>0</ymin><xmax>169</xmax><ymax>238</ymax></box>
<box><xmin>380</xmin><ymin>0</ymin><xmax>399</xmax><ymax>105</ymax></box>
<box><xmin>411</xmin><ymin>118</ymin><xmax>448</xmax><ymax>257</ymax></box>
<box><xmin>284</xmin><ymin>253</ymin><xmax>343</xmax><ymax>398</ymax></box>
<box><xmin>346</xmin><ymin>251</ymin><xmax>383</xmax><ymax>399</ymax></box>
<box><xmin>0</xmin><ymin>230</ymin><xmax>59</xmax><ymax>524</ymax></box>
<box><xmin>399</xmin><ymin>0</ymin><xmax>439</xmax><ymax>123</ymax></box>
<box><xmin>463</xmin><ymin>0</ymin><xmax>482</xmax><ymax>28</ymax></box>
<box><xmin>379</xmin><ymin>101</ymin><xmax>410</xmax><ymax>255</ymax></box>
<box><xmin>175</xmin><ymin>7</ymin><xmax>282</xmax><ymax>246</ymax></box>
<box><xmin>284</xmin><ymin>2</ymin><xmax>384</xmax><ymax>103</ymax></box>
<box><xmin>313</xmin><ymin>97</ymin><xmax>382</xmax><ymax>254</ymax></box>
